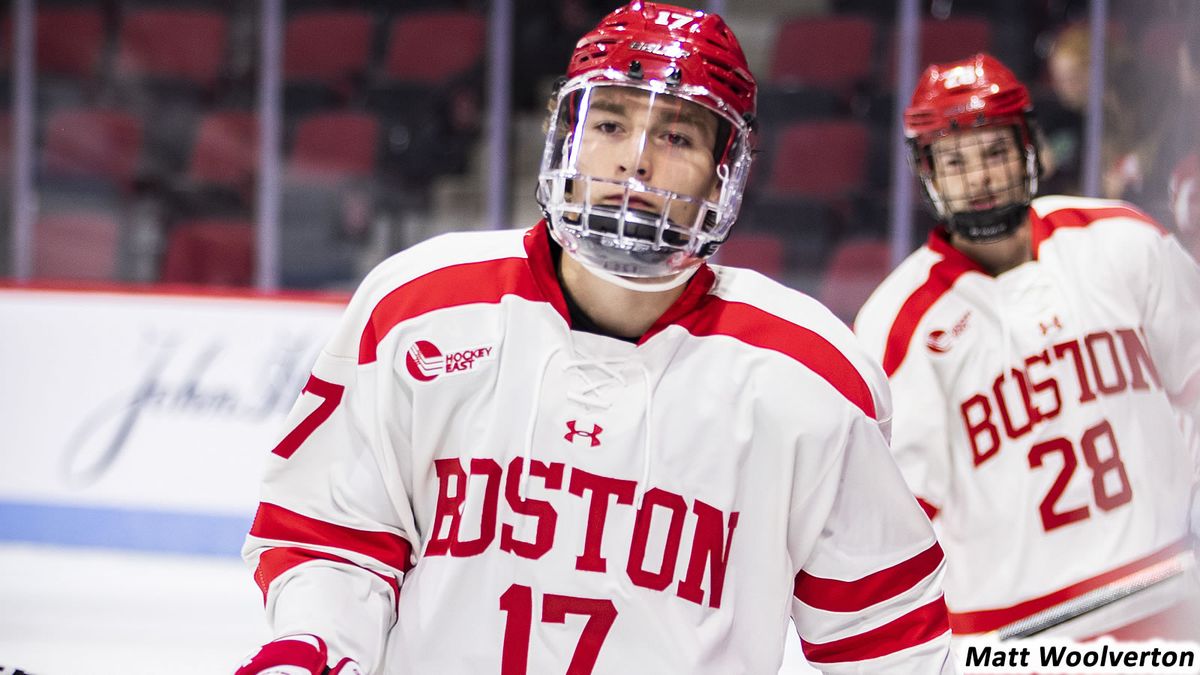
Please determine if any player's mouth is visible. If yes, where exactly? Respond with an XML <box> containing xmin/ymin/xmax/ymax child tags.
<box><xmin>600</xmin><ymin>195</ymin><xmax>663</xmax><ymax>213</ymax></box>
<box><xmin>969</xmin><ymin>196</ymin><xmax>998</xmax><ymax>211</ymax></box>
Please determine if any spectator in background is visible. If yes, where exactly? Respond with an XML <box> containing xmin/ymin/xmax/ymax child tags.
<box><xmin>1167</xmin><ymin>8</ymin><xmax>1200</xmax><ymax>258</ymax></box>
<box><xmin>1169</xmin><ymin>150</ymin><xmax>1200</xmax><ymax>258</ymax></box>
<box><xmin>1101</xmin><ymin>12</ymin><xmax>1188</xmax><ymax>227</ymax></box>
<box><xmin>1035</xmin><ymin>22</ymin><xmax>1089</xmax><ymax>195</ymax></box>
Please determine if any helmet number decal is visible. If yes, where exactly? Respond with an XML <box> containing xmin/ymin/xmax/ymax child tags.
<box><xmin>654</xmin><ymin>10</ymin><xmax>695</xmax><ymax>30</ymax></box>
<box><xmin>942</xmin><ymin>65</ymin><xmax>978</xmax><ymax>89</ymax></box>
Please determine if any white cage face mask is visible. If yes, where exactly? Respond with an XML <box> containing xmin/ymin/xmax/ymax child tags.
<box><xmin>537</xmin><ymin>78</ymin><xmax>751</xmax><ymax>281</ymax></box>
<box><xmin>917</xmin><ymin>124</ymin><xmax>1038</xmax><ymax>242</ymax></box>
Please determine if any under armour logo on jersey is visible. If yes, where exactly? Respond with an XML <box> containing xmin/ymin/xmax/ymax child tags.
<box><xmin>1039</xmin><ymin>315</ymin><xmax>1064</xmax><ymax>336</ymax></box>
<box><xmin>564</xmin><ymin>420</ymin><xmax>603</xmax><ymax>447</ymax></box>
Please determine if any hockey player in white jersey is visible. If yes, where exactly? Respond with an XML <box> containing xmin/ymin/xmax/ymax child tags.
<box><xmin>855</xmin><ymin>53</ymin><xmax>1200</xmax><ymax>641</ymax></box>
<box><xmin>236</xmin><ymin>3</ymin><xmax>955</xmax><ymax>673</ymax></box>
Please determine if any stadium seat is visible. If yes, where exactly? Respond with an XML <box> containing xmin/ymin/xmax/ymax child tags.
<box><xmin>884</xmin><ymin>16</ymin><xmax>992</xmax><ymax>83</ymax></box>
<box><xmin>115</xmin><ymin>9</ymin><xmax>229</xmax><ymax>88</ymax></box>
<box><xmin>35</xmin><ymin>210</ymin><xmax>122</xmax><ymax>280</ymax></box>
<box><xmin>37</xmin><ymin>7</ymin><xmax>106</xmax><ymax>80</ymax></box>
<box><xmin>284</xmin><ymin>10</ymin><xmax>373</xmax><ymax>107</ymax></box>
<box><xmin>287</xmin><ymin>111</ymin><xmax>380</xmax><ymax>182</ymax></box>
<box><xmin>769</xmin><ymin>15</ymin><xmax>877</xmax><ymax>93</ymax></box>
<box><xmin>41</xmin><ymin>108</ymin><xmax>143</xmax><ymax>189</ymax></box>
<box><xmin>818</xmin><ymin>237</ymin><xmax>892</xmax><ymax>323</ymax></box>
<box><xmin>161</xmin><ymin>219</ymin><xmax>254</xmax><ymax>286</ymax></box>
<box><xmin>766</xmin><ymin>119</ymin><xmax>871</xmax><ymax>199</ymax></box>
<box><xmin>381</xmin><ymin>10</ymin><xmax>486</xmax><ymax>86</ymax></box>
<box><xmin>712</xmin><ymin>232</ymin><xmax>785</xmax><ymax>279</ymax></box>
<box><xmin>187</xmin><ymin>110</ymin><xmax>259</xmax><ymax>195</ymax></box>
<box><xmin>367</xmin><ymin>10</ymin><xmax>486</xmax><ymax>182</ymax></box>
<box><xmin>159</xmin><ymin>109</ymin><xmax>259</xmax><ymax>221</ymax></box>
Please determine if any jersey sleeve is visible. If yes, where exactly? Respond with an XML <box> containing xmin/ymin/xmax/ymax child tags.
<box><xmin>854</xmin><ymin>301</ymin><xmax>952</xmax><ymax>519</ymax></box>
<box><xmin>1135</xmin><ymin>229</ymin><xmax>1200</xmax><ymax>512</ymax></box>
<box><xmin>1138</xmin><ymin>229</ymin><xmax>1200</xmax><ymax>428</ymax></box>
<box><xmin>242</xmin><ymin>272</ymin><xmax>420</xmax><ymax>671</ymax></box>
<box><xmin>788</xmin><ymin>411</ymin><xmax>954</xmax><ymax>673</ymax></box>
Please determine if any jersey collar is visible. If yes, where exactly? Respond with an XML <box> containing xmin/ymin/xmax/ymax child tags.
<box><xmin>522</xmin><ymin>221</ymin><xmax>717</xmax><ymax>340</ymax></box>
<box><xmin>928</xmin><ymin>205</ymin><xmax>1042</xmax><ymax>275</ymax></box>
<box><xmin>926</xmin><ymin>226</ymin><xmax>987</xmax><ymax>276</ymax></box>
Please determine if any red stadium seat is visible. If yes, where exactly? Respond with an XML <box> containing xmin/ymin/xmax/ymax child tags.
<box><xmin>38</xmin><ymin>7</ymin><xmax>106</xmax><ymax>79</ymax></box>
<box><xmin>115</xmin><ymin>9</ymin><xmax>228</xmax><ymax>87</ymax></box>
<box><xmin>188</xmin><ymin>110</ymin><xmax>259</xmax><ymax>194</ymax></box>
<box><xmin>161</xmin><ymin>219</ymin><xmax>254</xmax><ymax>286</ymax></box>
<box><xmin>713</xmin><ymin>232</ymin><xmax>785</xmax><ymax>279</ymax></box>
<box><xmin>382</xmin><ymin>11</ymin><xmax>486</xmax><ymax>85</ymax></box>
<box><xmin>284</xmin><ymin>11</ymin><xmax>373</xmax><ymax>87</ymax></box>
<box><xmin>884</xmin><ymin>16</ymin><xmax>991</xmax><ymax>83</ymax></box>
<box><xmin>766</xmin><ymin>119</ymin><xmax>870</xmax><ymax>198</ymax></box>
<box><xmin>818</xmin><ymin>237</ymin><xmax>891</xmax><ymax>323</ymax></box>
<box><xmin>769</xmin><ymin>15</ymin><xmax>877</xmax><ymax>92</ymax></box>
<box><xmin>35</xmin><ymin>211</ymin><xmax>121</xmax><ymax>280</ymax></box>
<box><xmin>287</xmin><ymin>111</ymin><xmax>379</xmax><ymax>181</ymax></box>
<box><xmin>42</xmin><ymin>108</ymin><xmax>143</xmax><ymax>187</ymax></box>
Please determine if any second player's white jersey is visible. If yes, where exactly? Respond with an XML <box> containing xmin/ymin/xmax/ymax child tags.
<box><xmin>243</xmin><ymin>224</ymin><xmax>954</xmax><ymax>673</ymax></box>
<box><xmin>856</xmin><ymin>196</ymin><xmax>1200</xmax><ymax>638</ymax></box>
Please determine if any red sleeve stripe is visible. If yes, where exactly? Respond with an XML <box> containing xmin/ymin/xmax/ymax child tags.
<box><xmin>917</xmin><ymin>497</ymin><xmax>940</xmax><ymax>521</ymax></box>
<box><xmin>949</xmin><ymin>539</ymin><xmax>1192</xmax><ymax>634</ymax></box>
<box><xmin>801</xmin><ymin>596</ymin><xmax>949</xmax><ymax>664</ymax></box>
<box><xmin>358</xmin><ymin>257</ymin><xmax>548</xmax><ymax>364</ymax></box>
<box><xmin>249</xmin><ymin>502</ymin><xmax>414</xmax><ymax>573</ymax></box>
<box><xmin>668</xmin><ymin>297</ymin><xmax>877</xmax><ymax>419</ymax></box>
<box><xmin>794</xmin><ymin>542</ymin><xmax>944</xmax><ymax>612</ymax></box>
<box><xmin>254</xmin><ymin>546</ymin><xmax>401</xmax><ymax>611</ymax></box>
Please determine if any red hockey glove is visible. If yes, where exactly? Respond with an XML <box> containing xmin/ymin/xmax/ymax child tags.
<box><xmin>235</xmin><ymin>634</ymin><xmax>363</xmax><ymax>675</ymax></box>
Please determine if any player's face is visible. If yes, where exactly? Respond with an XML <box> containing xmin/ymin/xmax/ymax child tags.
<box><xmin>930</xmin><ymin>127</ymin><xmax>1026</xmax><ymax>213</ymax></box>
<box><xmin>572</xmin><ymin>86</ymin><xmax>721</xmax><ymax>227</ymax></box>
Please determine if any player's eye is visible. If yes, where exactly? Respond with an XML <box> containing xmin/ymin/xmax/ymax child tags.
<box><xmin>942</xmin><ymin>154</ymin><xmax>964</xmax><ymax>168</ymax></box>
<box><xmin>663</xmin><ymin>131</ymin><xmax>693</xmax><ymax>148</ymax></box>
<box><xmin>594</xmin><ymin>120</ymin><xmax>623</xmax><ymax>135</ymax></box>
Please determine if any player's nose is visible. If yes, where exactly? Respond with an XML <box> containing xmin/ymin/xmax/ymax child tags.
<box><xmin>617</xmin><ymin>135</ymin><xmax>653</xmax><ymax>181</ymax></box>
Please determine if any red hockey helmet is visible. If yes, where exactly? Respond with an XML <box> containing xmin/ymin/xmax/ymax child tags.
<box><xmin>904</xmin><ymin>53</ymin><xmax>1032</xmax><ymax>141</ymax></box>
<box><xmin>537</xmin><ymin>2</ymin><xmax>758</xmax><ymax>288</ymax></box>
<box><xmin>567</xmin><ymin>1</ymin><xmax>756</xmax><ymax>124</ymax></box>
<box><xmin>904</xmin><ymin>53</ymin><xmax>1040</xmax><ymax>242</ymax></box>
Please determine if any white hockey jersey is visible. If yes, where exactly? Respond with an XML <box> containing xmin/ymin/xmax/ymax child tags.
<box><xmin>855</xmin><ymin>196</ymin><xmax>1200</xmax><ymax>639</ymax></box>
<box><xmin>242</xmin><ymin>224</ymin><xmax>954</xmax><ymax>674</ymax></box>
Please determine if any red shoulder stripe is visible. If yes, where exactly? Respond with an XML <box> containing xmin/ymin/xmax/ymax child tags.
<box><xmin>882</xmin><ymin>233</ymin><xmax>980</xmax><ymax>377</ymax></box>
<box><xmin>358</xmin><ymin>257</ymin><xmax>544</xmax><ymax>364</ymax></box>
<box><xmin>794</xmin><ymin>542</ymin><xmax>944</xmax><ymax>612</ymax></box>
<box><xmin>670</xmin><ymin>297</ymin><xmax>877</xmax><ymax>419</ymax></box>
<box><xmin>254</xmin><ymin>546</ymin><xmax>401</xmax><ymax>611</ymax></box>
<box><xmin>1032</xmin><ymin>203</ymin><xmax>1165</xmax><ymax>257</ymax></box>
<box><xmin>801</xmin><ymin>596</ymin><xmax>949</xmax><ymax>664</ymax></box>
<box><xmin>249</xmin><ymin>501</ymin><xmax>414</xmax><ymax>573</ymax></box>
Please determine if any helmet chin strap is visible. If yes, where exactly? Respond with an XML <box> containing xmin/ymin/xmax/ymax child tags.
<box><xmin>576</xmin><ymin>256</ymin><xmax>699</xmax><ymax>292</ymax></box>
<box><xmin>947</xmin><ymin>201</ymin><xmax>1029</xmax><ymax>243</ymax></box>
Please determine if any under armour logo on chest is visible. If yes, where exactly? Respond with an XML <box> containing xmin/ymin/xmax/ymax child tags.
<box><xmin>564</xmin><ymin>420</ymin><xmax>603</xmax><ymax>447</ymax></box>
<box><xmin>1039</xmin><ymin>315</ymin><xmax>1064</xmax><ymax>336</ymax></box>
